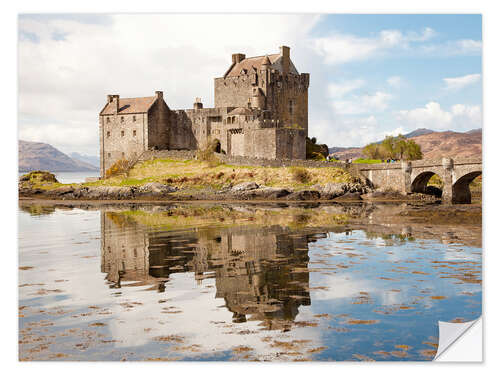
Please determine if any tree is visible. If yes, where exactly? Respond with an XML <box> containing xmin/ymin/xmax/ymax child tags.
<box><xmin>363</xmin><ymin>135</ymin><xmax>423</xmax><ymax>161</ymax></box>
<box><xmin>362</xmin><ymin>143</ymin><xmax>386</xmax><ymax>159</ymax></box>
<box><xmin>403</xmin><ymin>139</ymin><xmax>423</xmax><ymax>160</ymax></box>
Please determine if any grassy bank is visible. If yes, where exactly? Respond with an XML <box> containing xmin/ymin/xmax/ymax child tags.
<box><xmin>353</xmin><ymin>158</ymin><xmax>382</xmax><ymax>164</ymax></box>
<box><xmin>85</xmin><ymin>158</ymin><xmax>356</xmax><ymax>190</ymax></box>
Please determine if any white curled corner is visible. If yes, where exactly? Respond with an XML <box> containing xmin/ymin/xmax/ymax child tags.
<box><xmin>434</xmin><ymin>316</ymin><xmax>483</xmax><ymax>362</ymax></box>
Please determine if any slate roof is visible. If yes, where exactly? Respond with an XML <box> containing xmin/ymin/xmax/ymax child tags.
<box><xmin>225</xmin><ymin>54</ymin><xmax>299</xmax><ymax>77</ymax></box>
<box><xmin>100</xmin><ymin>96</ymin><xmax>156</xmax><ymax>115</ymax></box>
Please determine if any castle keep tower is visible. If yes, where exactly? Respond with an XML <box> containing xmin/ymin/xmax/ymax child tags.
<box><xmin>214</xmin><ymin>45</ymin><xmax>309</xmax><ymax>136</ymax></box>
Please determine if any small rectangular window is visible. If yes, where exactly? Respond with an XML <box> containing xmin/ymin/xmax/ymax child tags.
<box><xmin>133</xmin><ymin>130</ymin><xmax>136</xmax><ymax>137</ymax></box>
<box><xmin>107</xmin><ymin>153</ymin><xmax>111</xmax><ymax>158</ymax></box>
<box><xmin>106</xmin><ymin>131</ymin><xmax>110</xmax><ymax>137</ymax></box>
<box><xmin>106</xmin><ymin>117</ymin><xmax>110</xmax><ymax>123</ymax></box>
<box><xmin>121</xmin><ymin>152</ymin><xmax>125</xmax><ymax>158</ymax></box>
<box><xmin>133</xmin><ymin>115</ymin><xmax>136</xmax><ymax>122</ymax></box>
<box><xmin>121</xmin><ymin>130</ymin><xmax>125</xmax><ymax>137</ymax></box>
<box><xmin>120</xmin><ymin>116</ymin><xmax>124</xmax><ymax>123</ymax></box>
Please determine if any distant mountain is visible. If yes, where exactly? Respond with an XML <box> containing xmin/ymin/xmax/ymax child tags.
<box><xmin>402</xmin><ymin>128</ymin><xmax>435</xmax><ymax>138</ymax></box>
<box><xmin>19</xmin><ymin>140</ymin><xmax>99</xmax><ymax>172</ymax></box>
<box><xmin>329</xmin><ymin>129</ymin><xmax>482</xmax><ymax>160</ymax></box>
<box><xmin>69</xmin><ymin>152</ymin><xmax>100</xmax><ymax>168</ymax></box>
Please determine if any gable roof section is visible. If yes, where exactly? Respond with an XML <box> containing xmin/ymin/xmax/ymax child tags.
<box><xmin>225</xmin><ymin>54</ymin><xmax>298</xmax><ymax>78</ymax></box>
<box><xmin>100</xmin><ymin>96</ymin><xmax>156</xmax><ymax>115</ymax></box>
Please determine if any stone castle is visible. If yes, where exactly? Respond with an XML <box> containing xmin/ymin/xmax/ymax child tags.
<box><xmin>99</xmin><ymin>46</ymin><xmax>309</xmax><ymax>177</ymax></box>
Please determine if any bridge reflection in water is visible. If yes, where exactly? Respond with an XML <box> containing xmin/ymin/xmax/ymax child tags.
<box><xmin>101</xmin><ymin>211</ymin><xmax>321</xmax><ymax>329</ymax></box>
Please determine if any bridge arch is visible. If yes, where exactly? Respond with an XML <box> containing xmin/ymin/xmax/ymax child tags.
<box><xmin>452</xmin><ymin>171</ymin><xmax>482</xmax><ymax>204</ymax></box>
<box><xmin>410</xmin><ymin>170</ymin><xmax>444</xmax><ymax>197</ymax></box>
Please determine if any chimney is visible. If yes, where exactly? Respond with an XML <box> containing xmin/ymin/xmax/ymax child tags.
<box><xmin>280</xmin><ymin>46</ymin><xmax>290</xmax><ymax>74</ymax></box>
<box><xmin>193</xmin><ymin>97</ymin><xmax>203</xmax><ymax>110</ymax></box>
<box><xmin>232</xmin><ymin>53</ymin><xmax>246</xmax><ymax>64</ymax></box>
<box><xmin>155</xmin><ymin>91</ymin><xmax>163</xmax><ymax>101</ymax></box>
<box><xmin>108</xmin><ymin>94</ymin><xmax>119</xmax><ymax>113</ymax></box>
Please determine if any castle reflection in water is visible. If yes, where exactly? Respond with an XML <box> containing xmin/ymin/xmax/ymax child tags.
<box><xmin>100</xmin><ymin>211</ymin><xmax>327</xmax><ymax>329</ymax></box>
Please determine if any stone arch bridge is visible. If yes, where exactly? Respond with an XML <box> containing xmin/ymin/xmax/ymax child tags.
<box><xmin>354</xmin><ymin>157</ymin><xmax>482</xmax><ymax>204</ymax></box>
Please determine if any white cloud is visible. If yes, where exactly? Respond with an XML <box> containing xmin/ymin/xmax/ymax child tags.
<box><xmin>443</xmin><ymin>73</ymin><xmax>481</xmax><ymax>91</ymax></box>
<box><xmin>311</xmin><ymin>27</ymin><xmax>438</xmax><ymax>65</ymax></box>
<box><xmin>311</xmin><ymin>115</ymin><xmax>388</xmax><ymax>147</ymax></box>
<box><xmin>420</xmin><ymin>39</ymin><xmax>482</xmax><ymax>57</ymax></box>
<box><xmin>311</xmin><ymin>28</ymin><xmax>480</xmax><ymax>66</ymax></box>
<box><xmin>332</xmin><ymin>91</ymin><xmax>393</xmax><ymax>115</ymax></box>
<box><xmin>327</xmin><ymin>79</ymin><xmax>365</xmax><ymax>99</ymax></box>
<box><xmin>384</xmin><ymin>127</ymin><xmax>407</xmax><ymax>137</ymax></box>
<box><xmin>396</xmin><ymin>101</ymin><xmax>482</xmax><ymax>131</ymax></box>
<box><xmin>387</xmin><ymin>76</ymin><xmax>402</xmax><ymax>88</ymax></box>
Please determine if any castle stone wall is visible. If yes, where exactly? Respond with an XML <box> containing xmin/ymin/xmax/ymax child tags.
<box><xmin>137</xmin><ymin>149</ymin><xmax>347</xmax><ymax>169</ymax></box>
<box><xmin>99</xmin><ymin>112</ymin><xmax>148</xmax><ymax>176</ymax></box>
<box><xmin>214</xmin><ymin>76</ymin><xmax>258</xmax><ymax>108</ymax></box>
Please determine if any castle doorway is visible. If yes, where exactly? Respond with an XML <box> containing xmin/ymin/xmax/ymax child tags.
<box><xmin>213</xmin><ymin>139</ymin><xmax>221</xmax><ymax>153</ymax></box>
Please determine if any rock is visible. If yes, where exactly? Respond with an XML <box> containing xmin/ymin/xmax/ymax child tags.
<box><xmin>259</xmin><ymin>187</ymin><xmax>291</xmax><ymax>199</ymax></box>
<box><xmin>50</xmin><ymin>186</ymin><xmax>74</xmax><ymax>196</ymax></box>
<box><xmin>321</xmin><ymin>183</ymin><xmax>346</xmax><ymax>198</ymax></box>
<box><xmin>334</xmin><ymin>192</ymin><xmax>362</xmax><ymax>201</ymax></box>
<box><xmin>231</xmin><ymin>181</ymin><xmax>259</xmax><ymax>192</ymax></box>
<box><xmin>286</xmin><ymin>190</ymin><xmax>321</xmax><ymax>201</ymax></box>
<box><xmin>235</xmin><ymin>186</ymin><xmax>290</xmax><ymax>199</ymax></box>
<box><xmin>72</xmin><ymin>186</ymin><xmax>89</xmax><ymax>198</ymax></box>
<box><xmin>108</xmin><ymin>186</ymin><xmax>135</xmax><ymax>199</ymax></box>
<box><xmin>137</xmin><ymin>182</ymin><xmax>177</xmax><ymax>195</ymax></box>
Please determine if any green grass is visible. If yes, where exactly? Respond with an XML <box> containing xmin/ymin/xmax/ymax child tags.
<box><xmin>353</xmin><ymin>158</ymin><xmax>383</xmax><ymax>164</ymax></box>
<box><xmin>87</xmin><ymin>158</ymin><xmax>356</xmax><ymax>190</ymax></box>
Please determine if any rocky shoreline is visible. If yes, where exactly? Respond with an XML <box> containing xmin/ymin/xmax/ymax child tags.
<box><xmin>19</xmin><ymin>179</ymin><xmax>440</xmax><ymax>203</ymax></box>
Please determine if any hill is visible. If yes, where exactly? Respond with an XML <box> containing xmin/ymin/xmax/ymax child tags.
<box><xmin>69</xmin><ymin>152</ymin><xmax>100</xmax><ymax>168</ymax></box>
<box><xmin>19</xmin><ymin>140</ymin><xmax>99</xmax><ymax>172</ymax></box>
<box><xmin>329</xmin><ymin>129</ymin><xmax>482</xmax><ymax>160</ymax></box>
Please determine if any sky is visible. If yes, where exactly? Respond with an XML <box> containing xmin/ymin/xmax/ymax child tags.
<box><xmin>18</xmin><ymin>14</ymin><xmax>482</xmax><ymax>156</ymax></box>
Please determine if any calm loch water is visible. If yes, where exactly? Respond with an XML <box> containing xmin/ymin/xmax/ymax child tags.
<box><xmin>18</xmin><ymin>202</ymin><xmax>482</xmax><ymax>361</ymax></box>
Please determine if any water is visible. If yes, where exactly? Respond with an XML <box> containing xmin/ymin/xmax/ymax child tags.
<box><xmin>18</xmin><ymin>202</ymin><xmax>482</xmax><ymax>361</ymax></box>
<box><xmin>18</xmin><ymin>171</ymin><xmax>99</xmax><ymax>184</ymax></box>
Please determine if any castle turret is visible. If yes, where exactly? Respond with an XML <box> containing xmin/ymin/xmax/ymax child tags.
<box><xmin>107</xmin><ymin>94</ymin><xmax>120</xmax><ymax>113</ymax></box>
<box><xmin>232</xmin><ymin>53</ymin><xmax>246</xmax><ymax>64</ymax></box>
<box><xmin>251</xmin><ymin>88</ymin><xmax>265</xmax><ymax>109</ymax></box>
<box><xmin>280</xmin><ymin>46</ymin><xmax>290</xmax><ymax>74</ymax></box>
<box><xmin>193</xmin><ymin>97</ymin><xmax>203</xmax><ymax>109</ymax></box>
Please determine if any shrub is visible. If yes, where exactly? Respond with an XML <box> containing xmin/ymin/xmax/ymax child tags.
<box><xmin>312</xmin><ymin>152</ymin><xmax>326</xmax><ymax>161</ymax></box>
<box><xmin>20</xmin><ymin>170</ymin><xmax>58</xmax><ymax>184</ymax></box>
<box><xmin>290</xmin><ymin>167</ymin><xmax>311</xmax><ymax>183</ymax></box>
<box><xmin>196</xmin><ymin>139</ymin><xmax>220</xmax><ymax>167</ymax></box>
<box><xmin>105</xmin><ymin>159</ymin><xmax>133</xmax><ymax>179</ymax></box>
